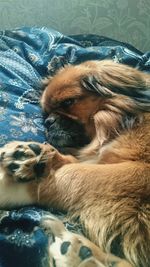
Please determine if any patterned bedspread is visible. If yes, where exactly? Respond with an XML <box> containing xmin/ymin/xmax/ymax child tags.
<box><xmin>0</xmin><ymin>27</ymin><xmax>150</xmax><ymax>267</ymax></box>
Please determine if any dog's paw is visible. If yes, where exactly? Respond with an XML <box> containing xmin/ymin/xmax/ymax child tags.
<box><xmin>40</xmin><ymin>216</ymin><xmax>131</xmax><ymax>267</ymax></box>
<box><xmin>40</xmin><ymin>216</ymin><xmax>133</xmax><ymax>267</ymax></box>
<box><xmin>0</xmin><ymin>141</ymin><xmax>57</xmax><ymax>182</ymax></box>
<box><xmin>40</xmin><ymin>215</ymin><xmax>95</xmax><ymax>267</ymax></box>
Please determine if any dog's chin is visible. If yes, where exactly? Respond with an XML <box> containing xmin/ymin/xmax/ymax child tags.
<box><xmin>45</xmin><ymin>117</ymin><xmax>90</xmax><ymax>155</ymax></box>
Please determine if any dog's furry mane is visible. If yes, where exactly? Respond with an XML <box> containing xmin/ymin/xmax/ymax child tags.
<box><xmin>74</xmin><ymin>60</ymin><xmax>150</xmax><ymax>146</ymax></box>
<box><xmin>81</xmin><ymin>64</ymin><xmax>150</xmax><ymax>112</ymax></box>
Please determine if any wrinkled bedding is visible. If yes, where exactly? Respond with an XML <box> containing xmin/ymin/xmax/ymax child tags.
<box><xmin>0</xmin><ymin>27</ymin><xmax>150</xmax><ymax>267</ymax></box>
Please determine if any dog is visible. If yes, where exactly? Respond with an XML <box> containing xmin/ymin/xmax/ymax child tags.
<box><xmin>0</xmin><ymin>60</ymin><xmax>150</xmax><ymax>267</ymax></box>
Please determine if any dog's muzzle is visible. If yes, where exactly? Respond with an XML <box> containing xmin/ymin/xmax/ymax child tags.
<box><xmin>44</xmin><ymin>114</ymin><xmax>90</xmax><ymax>153</ymax></box>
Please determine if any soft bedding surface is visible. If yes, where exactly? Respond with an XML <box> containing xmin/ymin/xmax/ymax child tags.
<box><xmin>0</xmin><ymin>27</ymin><xmax>150</xmax><ymax>267</ymax></box>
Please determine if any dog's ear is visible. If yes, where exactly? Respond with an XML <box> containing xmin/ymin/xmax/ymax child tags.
<box><xmin>81</xmin><ymin>68</ymin><xmax>150</xmax><ymax>112</ymax></box>
<box><xmin>81</xmin><ymin>75</ymin><xmax>113</xmax><ymax>98</ymax></box>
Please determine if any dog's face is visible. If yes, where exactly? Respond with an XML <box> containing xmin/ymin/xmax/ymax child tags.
<box><xmin>41</xmin><ymin>64</ymin><xmax>102</xmax><ymax>150</ymax></box>
<box><xmin>41</xmin><ymin>60</ymin><xmax>150</xmax><ymax>151</ymax></box>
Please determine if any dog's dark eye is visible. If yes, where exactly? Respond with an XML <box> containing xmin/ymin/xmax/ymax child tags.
<box><xmin>60</xmin><ymin>98</ymin><xmax>76</xmax><ymax>109</ymax></box>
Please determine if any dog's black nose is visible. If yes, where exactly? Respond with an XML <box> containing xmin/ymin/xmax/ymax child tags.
<box><xmin>45</xmin><ymin>115</ymin><xmax>57</xmax><ymax>127</ymax></box>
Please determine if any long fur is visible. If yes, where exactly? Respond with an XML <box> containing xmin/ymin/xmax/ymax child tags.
<box><xmin>1</xmin><ymin>60</ymin><xmax>150</xmax><ymax>267</ymax></box>
<box><xmin>40</xmin><ymin>60</ymin><xmax>150</xmax><ymax>267</ymax></box>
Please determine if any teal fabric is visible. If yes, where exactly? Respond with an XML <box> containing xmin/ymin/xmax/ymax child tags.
<box><xmin>0</xmin><ymin>0</ymin><xmax>149</xmax><ymax>52</ymax></box>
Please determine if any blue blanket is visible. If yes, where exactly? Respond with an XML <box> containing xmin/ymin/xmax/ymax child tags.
<box><xmin>0</xmin><ymin>27</ymin><xmax>150</xmax><ymax>267</ymax></box>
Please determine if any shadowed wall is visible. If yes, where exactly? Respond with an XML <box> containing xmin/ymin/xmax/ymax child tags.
<box><xmin>0</xmin><ymin>0</ymin><xmax>149</xmax><ymax>52</ymax></box>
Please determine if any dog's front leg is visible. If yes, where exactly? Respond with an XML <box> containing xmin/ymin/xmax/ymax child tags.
<box><xmin>0</xmin><ymin>141</ymin><xmax>77</xmax><ymax>209</ymax></box>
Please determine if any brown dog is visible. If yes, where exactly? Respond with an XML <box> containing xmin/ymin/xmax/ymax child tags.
<box><xmin>0</xmin><ymin>60</ymin><xmax>150</xmax><ymax>267</ymax></box>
